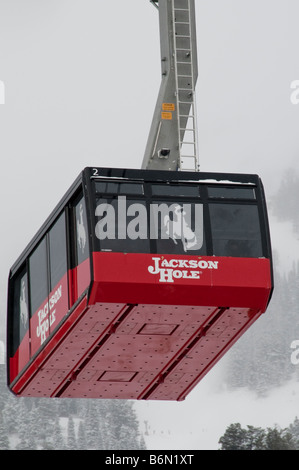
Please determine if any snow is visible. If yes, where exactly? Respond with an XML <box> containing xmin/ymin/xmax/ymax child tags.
<box><xmin>269</xmin><ymin>213</ymin><xmax>299</xmax><ymax>274</ymax></box>
<box><xmin>135</xmin><ymin>364</ymin><xmax>299</xmax><ymax>450</ymax></box>
<box><xmin>0</xmin><ymin>341</ymin><xmax>4</xmax><ymax>365</ymax></box>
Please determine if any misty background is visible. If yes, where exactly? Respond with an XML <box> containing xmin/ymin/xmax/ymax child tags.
<box><xmin>1</xmin><ymin>0</ymin><xmax>299</xmax><ymax>449</ymax></box>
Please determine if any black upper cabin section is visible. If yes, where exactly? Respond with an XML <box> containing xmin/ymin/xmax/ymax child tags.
<box><xmin>86</xmin><ymin>167</ymin><xmax>272</xmax><ymax>261</ymax></box>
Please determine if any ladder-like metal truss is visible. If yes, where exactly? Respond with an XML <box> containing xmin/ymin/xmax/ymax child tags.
<box><xmin>172</xmin><ymin>0</ymin><xmax>199</xmax><ymax>171</ymax></box>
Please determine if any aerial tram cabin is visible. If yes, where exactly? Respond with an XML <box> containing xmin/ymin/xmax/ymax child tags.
<box><xmin>6</xmin><ymin>0</ymin><xmax>273</xmax><ymax>401</ymax></box>
<box><xmin>7</xmin><ymin>167</ymin><xmax>273</xmax><ymax>400</ymax></box>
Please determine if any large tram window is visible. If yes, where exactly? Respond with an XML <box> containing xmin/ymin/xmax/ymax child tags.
<box><xmin>29</xmin><ymin>238</ymin><xmax>48</xmax><ymax>317</ymax></box>
<box><xmin>49</xmin><ymin>213</ymin><xmax>67</xmax><ymax>289</ymax></box>
<box><xmin>95</xmin><ymin>197</ymin><xmax>150</xmax><ymax>253</ymax></box>
<box><xmin>10</xmin><ymin>269</ymin><xmax>29</xmax><ymax>357</ymax></box>
<box><xmin>48</xmin><ymin>212</ymin><xmax>69</xmax><ymax>327</ymax></box>
<box><xmin>209</xmin><ymin>203</ymin><xmax>263</xmax><ymax>257</ymax></box>
<box><xmin>95</xmin><ymin>181</ymin><xmax>144</xmax><ymax>195</ymax></box>
<box><xmin>208</xmin><ymin>186</ymin><xmax>255</xmax><ymax>199</ymax></box>
<box><xmin>72</xmin><ymin>195</ymin><xmax>91</xmax><ymax>301</ymax></box>
<box><xmin>151</xmin><ymin>184</ymin><xmax>200</xmax><ymax>197</ymax></box>
<box><xmin>151</xmin><ymin>201</ymin><xmax>206</xmax><ymax>255</ymax></box>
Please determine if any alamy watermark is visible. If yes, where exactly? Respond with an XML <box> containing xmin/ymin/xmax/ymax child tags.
<box><xmin>290</xmin><ymin>80</ymin><xmax>299</xmax><ymax>105</ymax></box>
<box><xmin>0</xmin><ymin>80</ymin><xmax>4</xmax><ymax>104</ymax></box>
<box><xmin>94</xmin><ymin>196</ymin><xmax>203</xmax><ymax>251</ymax></box>
<box><xmin>290</xmin><ymin>340</ymin><xmax>299</xmax><ymax>365</ymax></box>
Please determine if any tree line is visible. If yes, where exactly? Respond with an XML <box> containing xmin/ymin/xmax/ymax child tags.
<box><xmin>0</xmin><ymin>365</ymin><xmax>146</xmax><ymax>450</ymax></box>
<box><xmin>219</xmin><ymin>419</ymin><xmax>299</xmax><ymax>450</ymax></box>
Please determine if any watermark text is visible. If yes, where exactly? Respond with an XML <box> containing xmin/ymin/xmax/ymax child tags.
<box><xmin>290</xmin><ymin>340</ymin><xmax>299</xmax><ymax>365</ymax></box>
<box><xmin>290</xmin><ymin>80</ymin><xmax>299</xmax><ymax>105</ymax></box>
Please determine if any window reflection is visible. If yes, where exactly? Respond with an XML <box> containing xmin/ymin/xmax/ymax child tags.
<box><xmin>210</xmin><ymin>204</ymin><xmax>262</xmax><ymax>257</ymax></box>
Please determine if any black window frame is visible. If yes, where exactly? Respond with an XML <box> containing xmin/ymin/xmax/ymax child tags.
<box><xmin>7</xmin><ymin>172</ymin><xmax>93</xmax><ymax>385</ymax></box>
<box><xmin>48</xmin><ymin>211</ymin><xmax>68</xmax><ymax>293</ymax></box>
<box><xmin>8</xmin><ymin>264</ymin><xmax>30</xmax><ymax>359</ymax></box>
<box><xmin>29</xmin><ymin>236</ymin><xmax>49</xmax><ymax>319</ymax></box>
<box><xmin>8</xmin><ymin>209</ymin><xmax>70</xmax><ymax>365</ymax></box>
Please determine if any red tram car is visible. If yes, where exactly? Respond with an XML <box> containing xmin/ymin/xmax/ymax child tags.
<box><xmin>7</xmin><ymin>167</ymin><xmax>273</xmax><ymax>400</ymax></box>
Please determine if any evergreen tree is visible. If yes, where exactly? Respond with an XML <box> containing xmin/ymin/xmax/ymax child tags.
<box><xmin>219</xmin><ymin>423</ymin><xmax>297</xmax><ymax>450</ymax></box>
<box><xmin>103</xmin><ymin>400</ymin><xmax>143</xmax><ymax>450</ymax></box>
<box><xmin>53</xmin><ymin>416</ymin><xmax>65</xmax><ymax>450</ymax></box>
<box><xmin>85</xmin><ymin>400</ymin><xmax>100</xmax><ymax>449</ymax></box>
<box><xmin>271</xmin><ymin>168</ymin><xmax>299</xmax><ymax>231</ymax></box>
<box><xmin>67</xmin><ymin>416</ymin><xmax>77</xmax><ymax>450</ymax></box>
<box><xmin>0</xmin><ymin>411</ymin><xmax>9</xmax><ymax>450</ymax></box>
<box><xmin>139</xmin><ymin>434</ymin><xmax>147</xmax><ymax>450</ymax></box>
<box><xmin>77</xmin><ymin>420</ymin><xmax>87</xmax><ymax>450</ymax></box>
<box><xmin>287</xmin><ymin>416</ymin><xmax>299</xmax><ymax>448</ymax></box>
<box><xmin>244</xmin><ymin>425</ymin><xmax>266</xmax><ymax>450</ymax></box>
<box><xmin>218</xmin><ymin>423</ymin><xmax>248</xmax><ymax>450</ymax></box>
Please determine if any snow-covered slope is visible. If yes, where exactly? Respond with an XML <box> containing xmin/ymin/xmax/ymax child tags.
<box><xmin>269</xmin><ymin>213</ymin><xmax>299</xmax><ymax>274</ymax></box>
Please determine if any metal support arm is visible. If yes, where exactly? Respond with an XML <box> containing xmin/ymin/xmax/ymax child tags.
<box><xmin>142</xmin><ymin>0</ymin><xmax>198</xmax><ymax>171</ymax></box>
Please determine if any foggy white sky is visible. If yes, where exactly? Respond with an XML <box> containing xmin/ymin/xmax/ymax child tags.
<box><xmin>0</xmin><ymin>0</ymin><xmax>299</xmax><ymax>448</ymax></box>
<box><xmin>0</xmin><ymin>0</ymin><xmax>298</xmax><ymax>269</ymax></box>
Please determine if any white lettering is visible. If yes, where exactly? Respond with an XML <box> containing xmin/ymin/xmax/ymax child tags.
<box><xmin>290</xmin><ymin>80</ymin><xmax>299</xmax><ymax>105</ymax></box>
<box><xmin>290</xmin><ymin>340</ymin><xmax>299</xmax><ymax>365</ymax></box>
<box><xmin>208</xmin><ymin>260</ymin><xmax>219</xmax><ymax>269</ymax></box>
<box><xmin>36</xmin><ymin>285</ymin><xmax>62</xmax><ymax>345</ymax></box>
<box><xmin>127</xmin><ymin>202</ymin><xmax>148</xmax><ymax>240</ymax></box>
<box><xmin>105</xmin><ymin>454</ymin><xmax>139</xmax><ymax>467</ymax></box>
<box><xmin>198</xmin><ymin>260</ymin><xmax>208</xmax><ymax>269</ymax></box>
<box><xmin>148</xmin><ymin>257</ymin><xmax>161</xmax><ymax>275</ymax></box>
<box><xmin>94</xmin><ymin>197</ymin><xmax>203</xmax><ymax>251</ymax></box>
<box><xmin>169</xmin><ymin>259</ymin><xmax>178</xmax><ymax>268</ymax></box>
<box><xmin>117</xmin><ymin>196</ymin><xmax>127</xmax><ymax>239</ymax></box>
<box><xmin>95</xmin><ymin>202</ymin><xmax>116</xmax><ymax>240</ymax></box>
<box><xmin>159</xmin><ymin>269</ymin><xmax>175</xmax><ymax>283</ymax></box>
<box><xmin>147</xmin><ymin>257</ymin><xmax>218</xmax><ymax>283</ymax></box>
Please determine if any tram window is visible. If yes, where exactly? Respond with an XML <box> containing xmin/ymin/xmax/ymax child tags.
<box><xmin>11</xmin><ymin>268</ymin><xmax>29</xmax><ymax>356</ymax></box>
<box><xmin>29</xmin><ymin>238</ymin><xmax>48</xmax><ymax>316</ymax></box>
<box><xmin>49</xmin><ymin>213</ymin><xmax>67</xmax><ymax>289</ymax></box>
<box><xmin>95</xmin><ymin>181</ymin><xmax>144</xmax><ymax>195</ymax></box>
<box><xmin>95</xmin><ymin>197</ymin><xmax>150</xmax><ymax>253</ymax></box>
<box><xmin>75</xmin><ymin>196</ymin><xmax>89</xmax><ymax>264</ymax></box>
<box><xmin>207</xmin><ymin>186</ymin><xmax>255</xmax><ymax>200</ymax></box>
<box><xmin>151</xmin><ymin>184</ymin><xmax>200</xmax><ymax>197</ymax></box>
<box><xmin>151</xmin><ymin>201</ymin><xmax>206</xmax><ymax>254</ymax></box>
<box><xmin>209</xmin><ymin>204</ymin><xmax>263</xmax><ymax>257</ymax></box>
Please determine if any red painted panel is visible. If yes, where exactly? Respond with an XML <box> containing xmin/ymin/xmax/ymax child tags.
<box><xmin>91</xmin><ymin>252</ymin><xmax>272</xmax><ymax>310</ymax></box>
<box><xmin>69</xmin><ymin>258</ymin><xmax>91</xmax><ymax>306</ymax></box>
<box><xmin>76</xmin><ymin>257</ymin><xmax>91</xmax><ymax>300</ymax></box>
<box><xmin>56</xmin><ymin>304</ymin><xmax>220</xmax><ymax>399</ymax></box>
<box><xmin>49</xmin><ymin>274</ymin><xmax>69</xmax><ymax>332</ymax></box>
<box><xmin>11</xmin><ymin>296</ymin><xmax>88</xmax><ymax>396</ymax></box>
<box><xmin>11</xmin><ymin>252</ymin><xmax>272</xmax><ymax>400</ymax></box>
<box><xmin>145</xmin><ymin>307</ymin><xmax>261</xmax><ymax>400</ymax></box>
<box><xmin>9</xmin><ymin>330</ymin><xmax>30</xmax><ymax>383</ymax></box>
